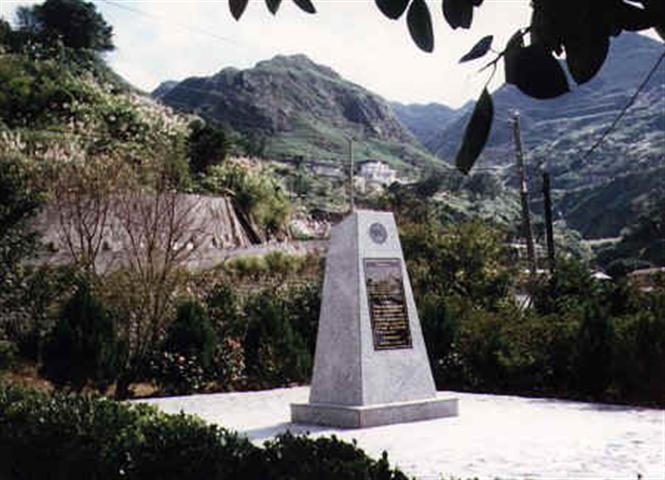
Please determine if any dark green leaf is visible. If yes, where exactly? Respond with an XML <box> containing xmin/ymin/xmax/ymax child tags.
<box><xmin>459</xmin><ymin>35</ymin><xmax>493</xmax><ymax>62</ymax></box>
<box><xmin>513</xmin><ymin>45</ymin><xmax>570</xmax><ymax>99</ymax></box>
<box><xmin>266</xmin><ymin>0</ymin><xmax>283</xmax><ymax>15</ymax></box>
<box><xmin>455</xmin><ymin>88</ymin><xmax>493</xmax><ymax>175</ymax></box>
<box><xmin>229</xmin><ymin>0</ymin><xmax>249</xmax><ymax>20</ymax></box>
<box><xmin>564</xmin><ymin>34</ymin><xmax>609</xmax><ymax>84</ymax></box>
<box><xmin>292</xmin><ymin>0</ymin><xmax>316</xmax><ymax>14</ymax></box>
<box><xmin>442</xmin><ymin>0</ymin><xmax>473</xmax><ymax>29</ymax></box>
<box><xmin>617</xmin><ymin>2</ymin><xmax>654</xmax><ymax>31</ymax></box>
<box><xmin>643</xmin><ymin>0</ymin><xmax>665</xmax><ymax>40</ymax></box>
<box><xmin>504</xmin><ymin>30</ymin><xmax>524</xmax><ymax>85</ymax></box>
<box><xmin>375</xmin><ymin>0</ymin><xmax>410</xmax><ymax>20</ymax></box>
<box><xmin>407</xmin><ymin>0</ymin><xmax>434</xmax><ymax>52</ymax></box>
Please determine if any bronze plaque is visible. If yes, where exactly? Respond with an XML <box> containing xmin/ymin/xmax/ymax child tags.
<box><xmin>363</xmin><ymin>258</ymin><xmax>412</xmax><ymax>350</ymax></box>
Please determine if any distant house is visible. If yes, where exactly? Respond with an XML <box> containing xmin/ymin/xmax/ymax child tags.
<box><xmin>628</xmin><ymin>267</ymin><xmax>665</xmax><ymax>292</ymax></box>
<box><xmin>357</xmin><ymin>160</ymin><xmax>397</xmax><ymax>187</ymax></box>
<box><xmin>310</xmin><ymin>162</ymin><xmax>344</xmax><ymax>178</ymax></box>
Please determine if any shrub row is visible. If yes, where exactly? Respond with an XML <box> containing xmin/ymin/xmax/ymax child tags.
<box><xmin>422</xmin><ymin>262</ymin><xmax>665</xmax><ymax>405</ymax></box>
<box><xmin>0</xmin><ymin>384</ymin><xmax>408</xmax><ymax>480</ymax></box>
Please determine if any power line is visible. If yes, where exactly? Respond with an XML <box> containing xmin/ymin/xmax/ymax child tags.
<box><xmin>576</xmin><ymin>49</ymin><xmax>665</xmax><ymax>165</ymax></box>
<box><xmin>99</xmin><ymin>0</ymin><xmax>245</xmax><ymax>48</ymax></box>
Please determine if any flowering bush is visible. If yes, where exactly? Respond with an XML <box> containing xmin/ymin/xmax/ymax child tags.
<box><xmin>150</xmin><ymin>351</ymin><xmax>206</xmax><ymax>395</ymax></box>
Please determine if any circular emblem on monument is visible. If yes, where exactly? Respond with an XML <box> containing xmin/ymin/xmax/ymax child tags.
<box><xmin>369</xmin><ymin>222</ymin><xmax>388</xmax><ymax>244</ymax></box>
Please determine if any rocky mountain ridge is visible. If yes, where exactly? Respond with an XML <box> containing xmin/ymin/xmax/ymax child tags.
<box><xmin>154</xmin><ymin>54</ymin><xmax>440</xmax><ymax>170</ymax></box>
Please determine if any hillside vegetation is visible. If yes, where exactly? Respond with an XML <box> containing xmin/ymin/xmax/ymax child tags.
<box><xmin>154</xmin><ymin>54</ymin><xmax>445</xmax><ymax>171</ymax></box>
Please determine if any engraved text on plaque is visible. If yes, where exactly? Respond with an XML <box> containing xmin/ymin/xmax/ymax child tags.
<box><xmin>363</xmin><ymin>258</ymin><xmax>412</xmax><ymax>350</ymax></box>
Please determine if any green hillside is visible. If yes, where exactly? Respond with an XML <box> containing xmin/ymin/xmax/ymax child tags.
<box><xmin>154</xmin><ymin>55</ymin><xmax>446</xmax><ymax>172</ymax></box>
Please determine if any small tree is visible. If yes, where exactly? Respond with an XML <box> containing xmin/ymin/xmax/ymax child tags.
<box><xmin>164</xmin><ymin>300</ymin><xmax>216</xmax><ymax>371</ymax></box>
<box><xmin>110</xmin><ymin>179</ymin><xmax>204</xmax><ymax>398</ymax></box>
<box><xmin>42</xmin><ymin>281</ymin><xmax>119</xmax><ymax>391</ymax></box>
<box><xmin>187</xmin><ymin>120</ymin><xmax>230</xmax><ymax>175</ymax></box>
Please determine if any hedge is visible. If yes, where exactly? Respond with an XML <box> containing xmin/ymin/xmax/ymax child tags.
<box><xmin>0</xmin><ymin>384</ymin><xmax>409</xmax><ymax>480</ymax></box>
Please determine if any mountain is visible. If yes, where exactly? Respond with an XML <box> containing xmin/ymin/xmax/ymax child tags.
<box><xmin>390</xmin><ymin>102</ymin><xmax>458</xmax><ymax>149</ymax></box>
<box><xmin>427</xmin><ymin>33</ymin><xmax>665</xmax><ymax>238</ymax></box>
<box><xmin>154</xmin><ymin>54</ymin><xmax>443</xmax><ymax>171</ymax></box>
<box><xmin>152</xmin><ymin>80</ymin><xmax>178</xmax><ymax>99</ymax></box>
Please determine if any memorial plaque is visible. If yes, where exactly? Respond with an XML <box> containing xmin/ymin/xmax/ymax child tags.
<box><xmin>364</xmin><ymin>258</ymin><xmax>412</xmax><ymax>350</ymax></box>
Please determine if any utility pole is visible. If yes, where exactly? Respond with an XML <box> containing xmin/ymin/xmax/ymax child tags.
<box><xmin>348</xmin><ymin>137</ymin><xmax>355</xmax><ymax>212</ymax></box>
<box><xmin>542</xmin><ymin>172</ymin><xmax>556</xmax><ymax>273</ymax></box>
<box><xmin>512</xmin><ymin>112</ymin><xmax>537</xmax><ymax>276</ymax></box>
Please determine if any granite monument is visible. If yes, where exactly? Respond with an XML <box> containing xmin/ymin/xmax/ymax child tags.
<box><xmin>291</xmin><ymin>210</ymin><xmax>458</xmax><ymax>428</ymax></box>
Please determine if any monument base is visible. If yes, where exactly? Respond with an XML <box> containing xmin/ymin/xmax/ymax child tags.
<box><xmin>291</xmin><ymin>395</ymin><xmax>458</xmax><ymax>429</ymax></box>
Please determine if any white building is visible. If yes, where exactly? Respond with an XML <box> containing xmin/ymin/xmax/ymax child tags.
<box><xmin>357</xmin><ymin>160</ymin><xmax>397</xmax><ymax>187</ymax></box>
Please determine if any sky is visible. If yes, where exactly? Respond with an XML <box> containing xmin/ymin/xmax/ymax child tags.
<box><xmin>0</xmin><ymin>1</ymin><xmax>659</xmax><ymax>108</ymax></box>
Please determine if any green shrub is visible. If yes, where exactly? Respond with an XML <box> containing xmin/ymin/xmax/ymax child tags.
<box><xmin>0</xmin><ymin>384</ymin><xmax>408</xmax><ymax>480</ymax></box>
<box><xmin>0</xmin><ymin>339</ymin><xmax>17</xmax><ymax>371</ymax></box>
<box><xmin>41</xmin><ymin>281</ymin><xmax>119</xmax><ymax>390</ymax></box>
<box><xmin>419</xmin><ymin>292</ymin><xmax>457</xmax><ymax>385</ymax></box>
<box><xmin>204</xmin><ymin>162</ymin><xmax>290</xmax><ymax>234</ymax></box>
<box><xmin>612</xmin><ymin>311</ymin><xmax>665</xmax><ymax>401</ymax></box>
<box><xmin>210</xmin><ymin>337</ymin><xmax>245</xmax><ymax>386</ymax></box>
<box><xmin>575</xmin><ymin>304</ymin><xmax>613</xmax><ymax>397</ymax></box>
<box><xmin>264</xmin><ymin>250</ymin><xmax>305</xmax><ymax>277</ymax></box>
<box><xmin>224</xmin><ymin>254</ymin><xmax>268</xmax><ymax>279</ymax></box>
<box><xmin>262</xmin><ymin>432</ymin><xmax>409</xmax><ymax>480</ymax></box>
<box><xmin>283</xmin><ymin>281</ymin><xmax>322</xmax><ymax>356</ymax></box>
<box><xmin>164</xmin><ymin>300</ymin><xmax>216</xmax><ymax>371</ymax></box>
<box><xmin>154</xmin><ymin>300</ymin><xmax>216</xmax><ymax>394</ymax></box>
<box><xmin>243</xmin><ymin>289</ymin><xmax>312</xmax><ymax>385</ymax></box>
<box><xmin>205</xmin><ymin>280</ymin><xmax>243</xmax><ymax>337</ymax></box>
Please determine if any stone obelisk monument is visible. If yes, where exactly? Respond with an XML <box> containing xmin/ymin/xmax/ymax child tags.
<box><xmin>291</xmin><ymin>210</ymin><xmax>458</xmax><ymax>428</ymax></box>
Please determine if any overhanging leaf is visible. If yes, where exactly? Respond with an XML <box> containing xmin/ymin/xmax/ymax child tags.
<box><xmin>375</xmin><ymin>0</ymin><xmax>410</xmax><ymax>20</ymax></box>
<box><xmin>407</xmin><ymin>0</ymin><xmax>434</xmax><ymax>52</ymax></box>
<box><xmin>459</xmin><ymin>35</ymin><xmax>493</xmax><ymax>62</ymax></box>
<box><xmin>442</xmin><ymin>0</ymin><xmax>473</xmax><ymax>29</ymax></box>
<box><xmin>617</xmin><ymin>2</ymin><xmax>653</xmax><ymax>31</ymax></box>
<box><xmin>292</xmin><ymin>0</ymin><xmax>316</xmax><ymax>14</ymax></box>
<box><xmin>504</xmin><ymin>30</ymin><xmax>524</xmax><ymax>85</ymax></box>
<box><xmin>513</xmin><ymin>45</ymin><xmax>570</xmax><ymax>99</ymax></box>
<box><xmin>266</xmin><ymin>0</ymin><xmax>283</xmax><ymax>15</ymax></box>
<box><xmin>564</xmin><ymin>34</ymin><xmax>609</xmax><ymax>84</ymax></box>
<box><xmin>229</xmin><ymin>0</ymin><xmax>249</xmax><ymax>20</ymax></box>
<box><xmin>645</xmin><ymin>0</ymin><xmax>665</xmax><ymax>40</ymax></box>
<box><xmin>455</xmin><ymin>88</ymin><xmax>493</xmax><ymax>175</ymax></box>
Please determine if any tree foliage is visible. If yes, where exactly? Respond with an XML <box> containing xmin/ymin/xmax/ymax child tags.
<box><xmin>187</xmin><ymin>120</ymin><xmax>231</xmax><ymax>175</ymax></box>
<box><xmin>0</xmin><ymin>151</ymin><xmax>42</xmax><ymax>287</ymax></box>
<box><xmin>17</xmin><ymin>0</ymin><xmax>114</xmax><ymax>52</ymax></box>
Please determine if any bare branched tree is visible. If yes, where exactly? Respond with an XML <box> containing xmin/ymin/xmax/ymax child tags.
<box><xmin>110</xmin><ymin>175</ymin><xmax>204</xmax><ymax>398</ymax></box>
<box><xmin>49</xmin><ymin>154</ymin><xmax>128</xmax><ymax>274</ymax></box>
